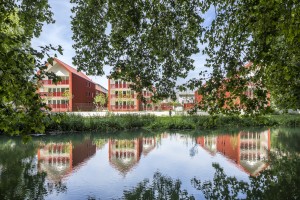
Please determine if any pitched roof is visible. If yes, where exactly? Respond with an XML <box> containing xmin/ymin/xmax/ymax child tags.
<box><xmin>53</xmin><ymin>58</ymin><xmax>92</xmax><ymax>81</ymax></box>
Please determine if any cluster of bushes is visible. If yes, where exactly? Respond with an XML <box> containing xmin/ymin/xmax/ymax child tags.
<box><xmin>44</xmin><ymin>113</ymin><xmax>156</xmax><ymax>132</ymax></box>
<box><xmin>44</xmin><ymin>113</ymin><xmax>300</xmax><ymax>133</ymax></box>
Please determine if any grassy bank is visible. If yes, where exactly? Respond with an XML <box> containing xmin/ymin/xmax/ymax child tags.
<box><xmin>44</xmin><ymin>114</ymin><xmax>300</xmax><ymax>133</ymax></box>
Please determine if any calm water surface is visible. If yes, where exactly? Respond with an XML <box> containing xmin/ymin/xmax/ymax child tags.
<box><xmin>0</xmin><ymin>128</ymin><xmax>299</xmax><ymax>199</ymax></box>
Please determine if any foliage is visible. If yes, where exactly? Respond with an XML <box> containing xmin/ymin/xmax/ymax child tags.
<box><xmin>93</xmin><ymin>93</ymin><xmax>107</xmax><ymax>111</ymax></box>
<box><xmin>70</xmin><ymin>0</ymin><xmax>203</xmax><ymax>99</ymax></box>
<box><xmin>122</xmin><ymin>172</ymin><xmax>194</xmax><ymax>200</ymax></box>
<box><xmin>43</xmin><ymin>114</ymin><xmax>300</xmax><ymax>133</ymax></box>
<box><xmin>0</xmin><ymin>0</ymin><xmax>62</xmax><ymax>137</ymax></box>
<box><xmin>192</xmin><ymin>0</ymin><xmax>300</xmax><ymax>114</ymax></box>
<box><xmin>192</xmin><ymin>152</ymin><xmax>300</xmax><ymax>200</ymax></box>
<box><xmin>62</xmin><ymin>90</ymin><xmax>72</xmax><ymax>100</ymax></box>
<box><xmin>0</xmin><ymin>139</ymin><xmax>67</xmax><ymax>199</ymax></box>
<box><xmin>70</xmin><ymin>0</ymin><xmax>299</xmax><ymax>114</ymax></box>
<box><xmin>119</xmin><ymin>151</ymin><xmax>300</xmax><ymax>200</ymax></box>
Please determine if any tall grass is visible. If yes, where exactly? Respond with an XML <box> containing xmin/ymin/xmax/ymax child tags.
<box><xmin>44</xmin><ymin>113</ymin><xmax>300</xmax><ymax>133</ymax></box>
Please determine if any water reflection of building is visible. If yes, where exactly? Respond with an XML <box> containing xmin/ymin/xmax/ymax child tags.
<box><xmin>109</xmin><ymin>137</ymin><xmax>156</xmax><ymax>175</ymax></box>
<box><xmin>196</xmin><ymin>130</ymin><xmax>270</xmax><ymax>176</ymax></box>
<box><xmin>196</xmin><ymin>136</ymin><xmax>218</xmax><ymax>155</ymax></box>
<box><xmin>37</xmin><ymin>139</ymin><xmax>96</xmax><ymax>182</ymax></box>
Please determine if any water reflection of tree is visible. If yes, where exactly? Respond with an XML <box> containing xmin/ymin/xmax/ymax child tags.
<box><xmin>271</xmin><ymin>128</ymin><xmax>300</xmax><ymax>153</ymax></box>
<box><xmin>122</xmin><ymin>172</ymin><xmax>195</xmax><ymax>200</ymax></box>
<box><xmin>121</xmin><ymin>151</ymin><xmax>300</xmax><ymax>200</ymax></box>
<box><xmin>0</xmin><ymin>139</ymin><xmax>67</xmax><ymax>199</ymax></box>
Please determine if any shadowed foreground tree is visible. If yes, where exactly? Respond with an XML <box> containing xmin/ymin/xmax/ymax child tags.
<box><xmin>0</xmin><ymin>0</ymin><xmax>62</xmax><ymax>137</ymax></box>
<box><xmin>70</xmin><ymin>0</ymin><xmax>204</xmax><ymax>99</ymax></box>
<box><xmin>189</xmin><ymin>0</ymin><xmax>300</xmax><ymax>114</ymax></box>
<box><xmin>71</xmin><ymin>0</ymin><xmax>299</xmax><ymax>115</ymax></box>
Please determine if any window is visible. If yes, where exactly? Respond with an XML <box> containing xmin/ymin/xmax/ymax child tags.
<box><xmin>48</xmin><ymin>100</ymin><xmax>51</xmax><ymax>104</ymax></box>
<box><xmin>88</xmin><ymin>92</ymin><xmax>91</xmax><ymax>96</ymax></box>
<box><xmin>53</xmin><ymin>100</ymin><xmax>56</xmax><ymax>105</ymax></box>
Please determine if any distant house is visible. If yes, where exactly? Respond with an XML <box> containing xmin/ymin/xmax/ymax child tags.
<box><xmin>176</xmin><ymin>90</ymin><xmax>195</xmax><ymax>110</ymax></box>
<box><xmin>107</xmin><ymin>78</ymin><xmax>153</xmax><ymax>111</ymax></box>
<box><xmin>194</xmin><ymin>62</ymin><xmax>270</xmax><ymax>111</ymax></box>
<box><xmin>38</xmin><ymin>58</ymin><xmax>107</xmax><ymax>112</ymax></box>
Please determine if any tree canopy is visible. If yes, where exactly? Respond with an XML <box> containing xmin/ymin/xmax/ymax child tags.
<box><xmin>0</xmin><ymin>0</ymin><xmax>62</xmax><ymax>137</ymax></box>
<box><xmin>71</xmin><ymin>0</ymin><xmax>300</xmax><ymax>114</ymax></box>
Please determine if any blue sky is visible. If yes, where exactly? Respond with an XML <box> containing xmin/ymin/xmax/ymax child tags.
<box><xmin>32</xmin><ymin>0</ymin><xmax>213</xmax><ymax>89</ymax></box>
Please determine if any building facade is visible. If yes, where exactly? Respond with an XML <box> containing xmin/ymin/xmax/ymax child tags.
<box><xmin>107</xmin><ymin>79</ymin><xmax>153</xmax><ymax>111</ymax></box>
<box><xmin>38</xmin><ymin>58</ymin><xmax>107</xmax><ymax>112</ymax></box>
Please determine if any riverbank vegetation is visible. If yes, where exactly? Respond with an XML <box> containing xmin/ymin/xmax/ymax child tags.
<box><xmin>44</xmin><ymin>114</ymin><xmax>300</xmax><ymax>133</ymax></box>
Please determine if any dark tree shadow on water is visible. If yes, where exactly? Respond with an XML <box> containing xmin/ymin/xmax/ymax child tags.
<box><xmin>121</xmin><ymin>172</ymin><xmax>195</xmax><ymax>200</ymax></box>
<box><xmin>112</xmin><ymin>151</ymin><xmax>300</xmax><ymax>200</ymax></box>
<box><xmin>0</xmin><ymin>139</ymin><xmax>67</xmax><ymax>200</ymax></box>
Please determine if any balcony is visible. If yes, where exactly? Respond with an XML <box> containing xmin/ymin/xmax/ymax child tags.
<box><xmin>110</xmin><ymin>83</ymin><xmax>130</xmax><ymax>89</ymax></box>
<box><xmin>110</xmin><ymin>94</ymin><xmax>136</xmax><ymax>99</ymax></box>
<box><xmin>40</xmin><ymin>92</ymin><xmax>64</xmax><ymax>97</ymax></box>
<box><xmin>110</xmin><ymin>105</ymin><xmax>137</xmax><ymax>111</ymax></box>
<box><xmin>41</xmin><ymin>80</ymin><xmax>69</xmax><ymax>85</ymax></box>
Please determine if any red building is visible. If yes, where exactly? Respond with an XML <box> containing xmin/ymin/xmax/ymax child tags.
<box><xmin>194</xmin><ymin>62</ymin><xmax>270</xmax><ymax>111</ymax></box>
<box><xmin>107</xmin><ymin>79</ymin><xmax>153</xmax><ymax>111</ymax></box>
<box><xmin>38</xmin><ymin>58</ymin><xmax>107</xmax><ymax>112</ymax></box>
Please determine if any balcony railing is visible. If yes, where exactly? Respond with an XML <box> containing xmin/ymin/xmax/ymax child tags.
<box><xmin>41</xmin><ymin>80</ymin><xmax>69</xmax><ymax>85</ymax></box>
<box><xmin>40</xmin><ymin>92</ymin><xmax>64</xmax><ymax>97</ymax></box>
<box><xmin>110</xmin><ymin>105</ymin><xmax>137</xmax><ymax>111</ymax></box>
<box><xmin>110</xmin><ymin>83</ymin><xmax>131</xmax><ymax>89</ymax></box>
<box><xmin>48</xmin><ymin>104</ymin><xmax>68</xmax><ymax>109</ymax></box>
<box><xmin>110</xmin><ymin>94</ymin><xmax>136</xmax><ymax>99</ymax></box>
